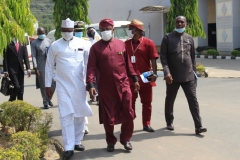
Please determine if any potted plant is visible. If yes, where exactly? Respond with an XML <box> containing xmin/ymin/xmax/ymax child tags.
<box><xmin>196</xmin><ymin>63</ymin><xmax>206</xmax><ymax>77</ymax></box>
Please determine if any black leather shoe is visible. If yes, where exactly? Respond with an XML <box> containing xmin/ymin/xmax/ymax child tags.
<box><xmin>107</xmin><ymin>144</ymin><xmax>115</xmax><ymax>152</ymax></box>
<box><xmin>49</xmin><ymin>101</ymin><xmax>53</xmax><ymax>107</ymax></box>
<box><xmin>64</xmin><ymin>150</ymin><xmax>74</xmax><ymax>159</ymax></box>
<box><xmin>120</xmin><ymin>141</ymin><xmax>132</xmax><ymax>150</ymax></box>
<box><xmin>195</xmin><ymin>127</ymin><xmax>207</xmax><ymax>134</ymax></box>
<box><xmin>143</xmin><ymin>126</ymin><xmax>155</xmax><ymax>132</ymax></box>
<box><xmin>74</xmin><ymin>144</ymin><xmax>85</xmax><ymax>151</ymax></box>
<box><xmin>43</xmin><ymin>105</ymin><xmax>49</xmax><ymax>109</ymax></box>
<box><xmin>166</xmin><ymin>123</ymin><xmax>174</xmax><ymax>131</ymax></box>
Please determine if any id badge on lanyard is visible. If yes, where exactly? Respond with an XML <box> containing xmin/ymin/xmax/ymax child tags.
<box><xmin>131</xmin><ymin>56</ymin><xmax>136</xmax><ymax>63</ymax></box>
<box><xmin>131</xmin><ymin>37</ymin><xmax>143</xmax><ymax>63</ymax></box>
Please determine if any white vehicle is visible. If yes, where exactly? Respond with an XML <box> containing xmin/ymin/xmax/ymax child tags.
<box><xmin>88</xmin><ymin>21</ymin><xmax>131</xmax><ymax>41</ymax></box>
<box><xmin>0</xmin><ymin>33</ymin><xmax>32</xmax><ymax>67</ymax></box>
<box><xmin>46</xmin><ymin>21</ymin><xmax>131</xmax><ymax>43</ymax></box>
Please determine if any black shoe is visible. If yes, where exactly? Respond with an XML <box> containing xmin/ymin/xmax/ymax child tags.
<box><xmin>195</xmin><ymin>127</ymin><xmax>207</xmax><ymax>134</ymax></box>
<box><xmin>143</xmin><ymin>126</ymin><xmax>155</xmax><ymax>132</ymax></box>
<box><xmin>49</xmin><ymin>101</ymin><xmax>53</xmax><ymax>107</ymax></box>
<box><xmin>74</xmin><ymin>144</ymin><xmax>85</xmax><ymax>151</ymax></box>
<box><xmin>120</xmin><ymin>141</ymin><xmax>132</xmax><ymax>150</ymax></box>
<box><xmin>43</xmin><ymin>105</ymin><xmax>49</xmax><ymax>109</ymax></box>
<box><xmin>107</xmin><ymin>144</ymin><xmax>115</xmax><ymax>152</ymax></box>
<box><xmin>166</xmin><ymin>123</ymin><xmax>174</xmax><ymax>131</ymax></box>
<box><xmin>64</xmin><ymin>150</ymin><xmax>74</xmax><ymax>159</ymax></box>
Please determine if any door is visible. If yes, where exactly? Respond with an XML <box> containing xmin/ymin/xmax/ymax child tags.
<box><xmin>208</xmin><ymin>23</ymin><xmax>216</xmax><ymax>47</ymax></box>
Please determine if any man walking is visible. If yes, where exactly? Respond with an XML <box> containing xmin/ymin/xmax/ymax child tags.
<box><xmin>31</xmin><ymin>27</ymin><xmax>55</xmax><ymax>109</ymax></box>
<box><xmin>3</xmin><ymin>38</ymin><xmax>31</xmax><ymax>101</ymax></box>
<box><xmin>45</xmin><ymin>18</ymin><xmax>93</xmax><ymax>159</ymax></box>
<box><xmin>160</xmin><ymin>16</ymin><xmax>207</xmax><ymax>134</ymax></box>
<box><xmin>86</xmin><ymin>18</ymin><xmax>140</xmax><ymax>152</ymax></box>
<box><xmin>86</xmin><ymin>26</ymin><xmax>101</xmax><ymax>103</ymax></box>
<box><xmin>125</xmin><ymin>19</ymin><xmax>159</xmax><ymax>132</ymax></box>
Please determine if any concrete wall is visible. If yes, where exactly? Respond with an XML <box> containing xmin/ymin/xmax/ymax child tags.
<box><xmin>198</xmin><ymin>0</ymin><xmax>208</xmax><ymax>46</ymax></box>
<box><xmin>88</xmin><ymin>0</ymin><xmax>171</xmax><ymax>46</ymax></box>
<box><xmin>232</xmin><ymin>0</ymin><xmax>240</xmax><ymax>49</ymax></box>
<box><xmin>216</xmin><ymin>0</ymin><xmax>233</xmax><ymax>52</ymax></box>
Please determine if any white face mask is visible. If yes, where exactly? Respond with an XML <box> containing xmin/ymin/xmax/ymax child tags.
<box><xmin>101</xmin><ymin>30</ymin><xmax>113</xmax><ymax>41</ymax></box>
<box><xmin>127</xmin><ymin>29</ymin><xmax>136</xmax><ymax>39</ymax></box>
<box><xmin>61</xmin><ymin>32</ymin><xmax>73</xmax><ymax>41</ymax></box>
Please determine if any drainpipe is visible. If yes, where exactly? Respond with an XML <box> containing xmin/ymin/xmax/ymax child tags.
<box><xmin>148</xmin><ymin>23</ymin><xmax>150</xmax><ymax>38</ymax></box>
<box><xmin>127</xmin><ymin>10</ymin><xmax>131</xmax><ymax>21</ymax></box>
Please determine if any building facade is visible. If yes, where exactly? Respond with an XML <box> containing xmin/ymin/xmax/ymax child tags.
<box><xmin>88</xmin><ymin>0</ymin><xmax>240</xmax><ymax>53</ymax></box>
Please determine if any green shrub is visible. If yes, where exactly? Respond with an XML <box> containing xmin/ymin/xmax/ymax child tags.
<box><xmin>11</xmin><ymin>131</ymin><xmax>41</xmax><ymax>160</ymax></box>
<box><xmin>207</xmin><ymin>49</ymin><xmax>219</xmax><ymax>56</ymax></box>
<box><xmin>196</xmin><ymin>63</ymin><xmax>205</xmax><ymax>74</ymax></box>
<box><xmin>196</xmin><ymin>46</ymin><xmax>216</xmax><ymax>53</ymax></box>
<box><xmin>0</xmin><ymin>148</ymin><xmax>23</xmax><ymax>160</ymax></box>
<box><xmin>231</xmin><ymin>50</ymin><xmax>240</xmax><ymax>57</ymax></box>
<box><xmin>0</xmin><ymin>101</ymin><xmax>42</xmax><ymax>132</ymax></box>
<box><xmin>0</xmin><ymin>101</ymin><xmax>53</xmax><ymax>157</ymax></box>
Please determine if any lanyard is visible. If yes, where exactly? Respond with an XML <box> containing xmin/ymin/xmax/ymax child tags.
<box><xmin>131</xmin><ymin>37</ymin><xmax>143</xmax><ymax>56</ymax></box>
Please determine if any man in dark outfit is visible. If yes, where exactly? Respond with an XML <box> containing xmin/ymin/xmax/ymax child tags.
<box><xmin>160</xmin><ymin>16</ymin><xmax>207</xmax><ymax>134</ymax></box>
<box><xmin>3</xmin><ymin>39</ymin><xmax>31</xmax><ymax>101</ymax></box>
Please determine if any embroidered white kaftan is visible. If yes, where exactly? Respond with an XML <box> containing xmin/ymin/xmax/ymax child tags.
<box><xmin>45</xmin><ymin>37</ymin><xmax>92</xmax><ymax>118</ymax></box>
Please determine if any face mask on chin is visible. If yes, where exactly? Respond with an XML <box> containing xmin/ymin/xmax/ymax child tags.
<box><xmin>61</xmin><ymin>32</ymin><xmax>73</xmax><ymax>41</ymax></box>
<box><xmin>175</xmin><ymin>27</ymin><xmax>185</xmax><ymax>33</ymax></box>
<box><xmin>38</xmin><ymin>34</ymin><xmax>45</xmax><ymax>40</ymax></box>
<box><xmin>101</xmin><ymin>30</ymin><xmax>112</xmax><ymax>41</ymax></box>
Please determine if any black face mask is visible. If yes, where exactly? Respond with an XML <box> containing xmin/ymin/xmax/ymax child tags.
<box><xmin>87</xmin><ymin>31</ymin><xmax>95</xmax><ymax>38</ymax></box>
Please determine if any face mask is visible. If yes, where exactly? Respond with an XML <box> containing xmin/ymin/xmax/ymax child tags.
<box><xmin>75</xmin><ymin>32</ymin><xmax>83</xmax><ymax>38</ymax></box>
<box><xmin>175</xmin><ymin>27</ymin><xmax>185</xmax><ymax>33</ymax></box>
<box><xmin>127</xmin><ymin>29</ymin><xmax>136</xmax><ymax>38</ymax></box>
<box><xmin>101</xmin><ymin>30</ymin><xmax>112</xmax><ymax>41</ymax></box>
<box><xmin>38</xmin><ymin>34</ymin><xmax>45</xmax><ymax>40</ymax></box>
<box><xmin>87</xmin><ymin>31</ymin><xmax>95</xmax><ymax>38</ymax></box>
<box><xmin>61</xmin><ymin>32</ymin><xmax>73</xmax><ymax>41</ymax></box>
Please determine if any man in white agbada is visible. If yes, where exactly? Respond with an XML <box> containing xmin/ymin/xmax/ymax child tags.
<box><xmin>45</xmin><ymin>18</ymin><xmax>93</xmax><ymax>159</ymax></box>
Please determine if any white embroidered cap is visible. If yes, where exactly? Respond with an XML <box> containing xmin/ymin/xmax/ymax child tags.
<box><xmin>61</xmin><ymin>18</ymin><xmax>74</xmax><ymax>28</ymax></box>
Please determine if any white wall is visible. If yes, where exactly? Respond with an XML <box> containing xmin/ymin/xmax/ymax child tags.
<box><xmin>88</xmin><ymin>0</ymin><xmax>171</xmax><ymax>46</ymax></box>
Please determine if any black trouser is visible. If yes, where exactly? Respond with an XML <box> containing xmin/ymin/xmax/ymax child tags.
<box><xmin>9</xmin><ymin>72</ymin><xmax>24</xmax><ymax>101</ymax></box>
<box><xmin>165</xmin><ymin>80</ymin><xmax>202</xmax><ymax>128</ymax></box>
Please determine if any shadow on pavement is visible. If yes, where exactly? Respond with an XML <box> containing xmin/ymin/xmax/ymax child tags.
<box><xmin>72</xmin><ymin>148</ymin><xmax>130</xmax><ymax>160</ymax></box>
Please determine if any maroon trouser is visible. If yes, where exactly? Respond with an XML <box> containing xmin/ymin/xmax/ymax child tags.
<box><xmin>131</xmin><ymin>86</ymin><xmax>152</xmax><ymax>126</ymax></box>
<box><xmin>103</xmin><ymin>120</ymin><xmax>134</xmax><ymax>145</ymax></box>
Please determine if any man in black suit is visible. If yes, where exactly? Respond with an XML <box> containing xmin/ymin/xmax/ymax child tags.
<box><xmin>160</xmin><ymin>16</ymin><xmax>207</xmax><ymax>134</ymax></box>
<box><xmin>3</xmin><ymin>39</ymin><xmax>31</xmax><ymax>101</ymax></box>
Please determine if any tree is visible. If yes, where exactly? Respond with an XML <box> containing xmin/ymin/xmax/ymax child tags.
<box><xmin>0</xmin><ymin>0</ymin><xmax>36</xmax><ymax>56</ymax></box>
<box><xmin>52</xmin><ymin>0</ymin><xmax>90</xmax><ymax>40</ymax></box>
<box><xmin>165</xmin><ymin>0</ymin><xmax>206</xmax><ymax>38</ymax></box>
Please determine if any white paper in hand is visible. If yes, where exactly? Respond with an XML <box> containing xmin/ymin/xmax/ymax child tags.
<box><xmin>140</xmin><ymin>71</ymin><xmax>153</xmax><ymax>83</ymax></box>
<box><xmin>193</xmin><ymin>71</ymin><xmax>198</xmax><ymax>87</ymax></box>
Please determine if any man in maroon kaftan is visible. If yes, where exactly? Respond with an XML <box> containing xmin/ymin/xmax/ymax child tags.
<box><xmin>86</xmin><ymin>18</ymin><xmax>140</xmax><ymax>152</ymax></box>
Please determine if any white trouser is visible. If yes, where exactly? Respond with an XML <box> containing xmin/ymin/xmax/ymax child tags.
<box><xmin>60</xmin><ymin>114</ymin><xmax>85</xmax><ymax>150</ymax></box>
<box><xmin>84</xmin><ymin>117</ymin><xmax>89</xmax><ymax>131</ymax></box>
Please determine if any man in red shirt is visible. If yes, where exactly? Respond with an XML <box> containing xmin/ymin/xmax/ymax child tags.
<box><xmin>125</xmin><ymin>19</ymin><xmax>159</xmax><ymax>132</ymax></box>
